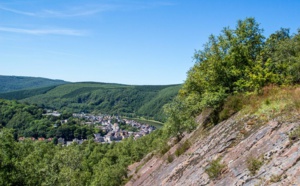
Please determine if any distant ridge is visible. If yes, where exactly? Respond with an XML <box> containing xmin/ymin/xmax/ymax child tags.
<box><xmin>0</xmin><ymin>75</ymin><xmax>68</xmax><ymax>93</ymax></box>
<box><xmin>0</xmin><ymin>82</ymin><xmax>181</xmax><ymax>122</ymax></box>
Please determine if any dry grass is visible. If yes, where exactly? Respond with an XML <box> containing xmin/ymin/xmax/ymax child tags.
<box><xmin>289</xmin><ymin>126</ymin><xmax>300</xmax><ymax>141</ymax></box>
<box><xmin>205</xmin><ymin>157</ymin><xmax>226</xmax><ymax>180</ymax></box>
<box><xmin>247</xmin><ymin>156</ymin><xmax>263</xmax><ymax>176</ymax></box>
<box><xmin>270</xmin><ymin>174</ymin><xmax>281</xmax><ymax>183</ymax></box>
<box><xmin>239</xmin><ymin>85</ymin><xmax>300</xmax><ymax>122</ymax></box>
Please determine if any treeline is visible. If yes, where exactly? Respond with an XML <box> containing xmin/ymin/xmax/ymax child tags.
<box><xmin>0</xmin><ymin>128</ymin><xmax>167</xmax><ymax>186</ymax></box>
<box><xmin>164</xmin><ymin>18</ymin><xmax>300</xmax><ymax>137</ymax></box>
<box><xmin>0</xmin><ymin>99</ymin><xmax>94</xmax><ymax>140</ymax></box>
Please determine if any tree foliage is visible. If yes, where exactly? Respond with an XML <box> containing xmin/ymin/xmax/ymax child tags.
<box><xmin>0</xmin><ymin>83</ymin><xmax>181</xmax><ymax>122</ymax></box>
<box><xmin>164</xmin><ymin>18</ymin><xmax>300</xmax><ymax>136</ymax></box>
<box><xmin>0</xmin><ymin>99</ymin><xmax>94</xmax><ymax>140</ymax></box>
<box><xmin>0</xmin><ymin>127</ymin><xmax>167</xmax><ymax>186</ymax></box>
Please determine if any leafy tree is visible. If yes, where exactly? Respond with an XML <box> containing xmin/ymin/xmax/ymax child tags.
<box><xmin>164</xmin><ymin>18</ymin><xmax>300</xmax><ymax>136</ymax></box>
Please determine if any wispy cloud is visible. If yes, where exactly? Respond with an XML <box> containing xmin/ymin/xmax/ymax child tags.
<box><xmin>0</xmin><ymin>27</ymin><xmax>86</xmax><ymax>36</ymax></box>
<box><xmin>0</xmin><ymin>6</ymin><xmax>36</xmax><ymax>16</ymax></box>
<box><xmin>0</xmin><ymin>4</ymin><xmax>115</xmax><ymax>18</ymax></box>
<box><xmin>0</xmin><ymin>2</ymin><xmax>174</xmax><ymax>18</ymax></box>
<box><xmin>41</xmin><ymin>4</ymin><xmax>116</xmax><ymax>17</ymax></box>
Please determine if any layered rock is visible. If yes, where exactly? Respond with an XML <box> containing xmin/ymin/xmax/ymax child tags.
<box><xmin>126</xmin><ymin>113</ymin><xmax>300</xmax><ymax>186</ymax></box>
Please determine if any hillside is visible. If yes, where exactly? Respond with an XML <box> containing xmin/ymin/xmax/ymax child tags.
<box><xmin>126</xmin><ymin>86</ymin><xmax>300</xmax><ymax>185</ymax></box>
<box><xmin>0</xmin><ymin>75</ymin><xmax>67</xmax><ymax>93</ymax></box>
<box><xmin>1</xmin><ymin>18</ymin><xmax>300</xmax><ymax>186</ymax></box>
<box><xmin>0</xmin><ymin>82</ymin><xmax>181</xmax><ymax>121</ymax></box>
<box><xmin>125</xmin><ymin>18</ymin><xmax>300</xmax><ymax>185</ymax></box>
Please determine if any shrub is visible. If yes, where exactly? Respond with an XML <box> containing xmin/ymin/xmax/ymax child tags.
<box><xmin>247</xmin><ymin>156</ymin><xmax>263</xmax><ymax>175</ymax></box>
<box><xmin>158</xmin><ymin>142</ymin><xmax>171</xmax><ymax>156</ymax></box>
<box><xmin>219</xmin><ymin>94</ymin><xmax>248</xmax><ymax>121</ymax></box>
<box><xmin>205</xmin><ymin>158</ymin><xmax>226</xmax><ymax>179</ymax></box>
<box><xmin>270</xmin><ymin>174</ymin><xmax>281</xmax><ymax>183</ymax></box>
<box><xmin>167</xmin><ymin>154</ymin><xmax>174</xmax><ymax>163</ymax></box>
<box><xmin>175</xmin><ymin>140</ymin><xmax>191</xmax><ymax>157</ymax></box>
<box><xmin>289</xmin><ymin>126</ymin><xmax>300</xmax><ymax>141</ymax></box>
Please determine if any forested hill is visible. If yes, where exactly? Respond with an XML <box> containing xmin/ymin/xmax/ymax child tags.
<box><xmin>0</xmin><ymin>82</ymin><xmax>181</xmax><ymax>122</ymax></box>
<box><xmin>1</xmin><ymin>18</ymin><xmax>300</xmax><ymax>186</ymax></box>
<box><xmin>0</xmin><ymin>75</ymin><xmax>68</xmax><ymax>93</ymax></box>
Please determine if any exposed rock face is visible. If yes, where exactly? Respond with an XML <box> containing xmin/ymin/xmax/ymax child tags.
<box><xmin>126</xmin><ymin>113</ymin><xmax>300</xmax><ymax>186</ymax></box>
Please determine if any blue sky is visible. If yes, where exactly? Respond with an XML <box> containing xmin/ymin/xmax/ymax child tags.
<box><xmin>1</xmin><ymin>0</ymin><xmax>299</xmax><ymax>85</ymax></box>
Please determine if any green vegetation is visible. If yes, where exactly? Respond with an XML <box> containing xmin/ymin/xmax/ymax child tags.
<box><xmin>0</xmin><ymin>99</ymin><xmax>170</xmax><ymax>185</ymax></box>
<box><xmin>158</xmin><ymin>142</ymin><xmax>171</xmax><ymax>156</ymax></box>
<box><xmin>218</xmin><ymin>93</ymin><xmax>248</xmax><ymax>121</ymax></box>
<box><xmin>167</xmin><ymin>154</ymin><xmax>174</xmax><ymax>163</ymax></box>
<box><xmin>175</xmin><ymin>140</ymin><xmax>191</xmax><ymax>157</ymax></box>
<box><xmin>205</xmin><ymin>158</ymin><xmax>226</xmax><ymax>179</ymax></box>
<box><xmin>1</xmin><ymin>18</ymin><xmax>300</xmax><ymax>185</ymax></box>
<box><xmin>119</xmin><ymin>121</ymin><xmax>138</xmax><ymax>132</ymax></box>
<box><xmin>164</xmin><ymin>18</ymin><xmax>300</xmax><ymax>137</ymax></box>
<box><xmin>0</xmin><ymin>127</ymin><xmax>167</xmax><ymax>186</ymax></box>
<box><xmin>0</xmin><ymin>99</ymin><xmax>94</xmax><ymax>140</ymax></box>
<box><xmin>0</xmin><ymin>75</ymin><xmax>67</xmax><ymax>93</ymax></box>
<box><xmin>289</xmin><ymin>126</ymin><xmax>300</xmax><ymax>141</ymax></box>
<box><xmin>0</xmin><ymin>82</ymin><xmax>181</xmax><ymax>122</ymax></box>
<box><xmin>247</xmin><ymin>156</ymin><xmax>263</xmax><ymax>175</ymax></box>
<box><xmin>0</xmin><ymin>85</ymin><xmax>57</xmax><ymax>100</ymax></box>
<box><xmin>270</xmin><ymin>174</ymin><xmax>282</xmax><ymax>183</ymax></box>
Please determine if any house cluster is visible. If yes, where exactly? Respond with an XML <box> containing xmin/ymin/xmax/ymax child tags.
<box><xmin>34</xmin><ymin>111</ymin><xmax>157</xmax><ymax>145</ymax></box>
<box><xmin>72</xmin><ymin>113</ymin><xmax>117</xmax><ymax>125</ymax></box>
<box><xmin>57</xmin><ymin>137</ymin><xmax>86</xmax><ymax>146</ymax></box>
<box><xmin>72</xmin><ymin>113</ymin><xmax>156</xmax><ymax>143</ymax></box>
<box><xmin>94</xmin><ymin>122</ymin><xmax>155</xmax><ymax>143</ymax></box>
<box><xmin>43</xmin><ymin>110</ymin><xmax>61</xmax><ymax>117</ymax></box>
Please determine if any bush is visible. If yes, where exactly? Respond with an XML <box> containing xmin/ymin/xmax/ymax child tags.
<box><xmin>205</xmin><ymin>158</ymin><xmax>226</xmax><ymax>179</ymax></box>
<box><xmin>158</xmin><ymin>142</ymin><xmax>171</xmax><ymax>156</ymax></box>
<box><xmin>167</xmin><ymin>154</ymin><xmax>174</xmax><ymax>163</ymax></box>
<box><xmin>270</xmin><ymin>174</ymin><xmax>281</xmax><ymax>183</ymax></box>
<box><xmin>175</xmin><ymin>140</ymin><xmax>191</xmax><ymax>157</ymax></box>
<box><xmin>289</xmin><ymin>126</ymin><xmax>300</xmax><ymax>141</ymax></box>
<box><xmin>247</xmin><ymin>156</ymin><xmax>263</xmax><ymax>175</ymax></box>
<box><xmin>219</xmin><ymin>94</ymin><xmax>248</xmax><ymax>121</ymax></box>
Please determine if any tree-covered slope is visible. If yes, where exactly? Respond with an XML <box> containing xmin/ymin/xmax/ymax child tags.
<box><xmin>0</xmin><ymin>99</ymin><xmax>95</xmax><ymax>140</ymax></box>
<box><xmin>164</xmin><ymin>18</ymin><xmax>300</xmax><ymax>136</ymax></box>
<box><xmin>0</xmin><ymin>99</ymin><xmax>168</xmax><ymax>186</ymax></box>
<box><xmin>1</xmin><ymin>82</ymin><xmax>181</xmax><ymax>121</ymax></box>
<box><xmin>1</xmin><ymin>18</ymin><xmax>300</xmax><ymax>186</ymax></box>
<box><xmin>0</xmin><ymin>75</ymin><xmax>68</xmax><ymax>93</ymax></box>
<box><xmin>0</xmin><ymin>85</ymin><xmax>57</xmax><ymax>100</ymax></box>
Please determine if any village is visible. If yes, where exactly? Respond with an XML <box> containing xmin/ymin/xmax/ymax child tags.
<box><xmin>20</xmin><ymin>111</ymin><xmax>156</xmax><ymax>146</ymax></box>
<box><xmin>72</xmin><ymin>113</ymin><xmax>156</xmax><ymax>144</ymax></box>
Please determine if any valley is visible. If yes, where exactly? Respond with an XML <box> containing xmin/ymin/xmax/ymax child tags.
<box><xmin>1</xmin><ymin>17</ymin><xmax>300</xmax><ymax>186</ymax></box>
<box><xmin>0</xmin><ymin>81</ymin><xmax>181</xmax><ymax>122</ymax></box>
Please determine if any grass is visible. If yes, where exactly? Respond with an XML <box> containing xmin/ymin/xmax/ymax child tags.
<box><xmin>205</xmin><ymin>158</ymin><xmax>226</xmax><ymax>180</ymax></box>
<box><xmin>167</xmin><ymin>154</ymin><xmax>174</xmax><ymax>163</ymax></box>
<box><xmin>270</xmin><ymin>174</ymin><xmax>281</xmax><ymax>183</ymax></box>
<box><xmin>247</xmin><ymin>156</ymin><xmax>263</xmax><ymax>176</ymax></box>
<box><xmin>289</xmin><ymin>126</ymin><xmax>300</xmax><ymax>141</ymax></box>
<box><xmin>218</xmin><ymin>85</ymin><xmax>294</xmax><ymax>123</ymax></box>
<box><xmin>231</xmin><ymin>85</ymin><xmax>300</xmax><ymax>123</ymax></box>
<box><xmin>219</xmin><ymin>93</ymin><xmax>249</xmax><ymax>121</ymax></box>
<box><xmin>175</xmin><ymin>140</ymin><xmax>191</xmax><ymax>157</ymax></box>
<box><xmin>158</xmin><ymin>142</ymin><xmax>171</xmax><ymax>156</ymax></box>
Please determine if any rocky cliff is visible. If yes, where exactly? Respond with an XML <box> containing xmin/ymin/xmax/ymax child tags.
<box><xmin>126</xmin><ymin>104</ymin><xmax>300</xmax><ymax>185</ymax></box>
